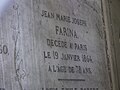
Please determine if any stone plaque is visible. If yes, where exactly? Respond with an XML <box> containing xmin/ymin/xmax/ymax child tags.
<box><xmin>0</xmin><ymin>0</ymin><xmax>111</xmax><ymax>90</ymax></box>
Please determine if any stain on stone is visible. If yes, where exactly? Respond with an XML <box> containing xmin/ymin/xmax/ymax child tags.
<box><xmin>13</xmin><ymin>3</ymin><xmax>19</xmax><ymax>10</ymax></box>
<box><xmin>119</xmin><ymin>30</ymin><xmax>120</xmax><ymax>43</ymax></box>
<box><xmin>95</xmin><ymin>23</ymin><xmax>103</xmax><ymax>39</ymax></box>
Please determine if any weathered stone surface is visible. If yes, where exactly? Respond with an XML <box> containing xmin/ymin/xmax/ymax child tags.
<box><xmin>0</xmin><ymin>0</ymin><xmax>111</xmax><ymax>90</ymax></box>
<box><xmin>106</xmin><ymin>0</ymin><xmax>120</xmax><ymax>89</ymax></box>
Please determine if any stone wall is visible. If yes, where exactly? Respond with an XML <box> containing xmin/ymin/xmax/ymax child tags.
<box><xmin>0</xmin><ymin>0</ymin><xmax>111</xmax><ymax>90</ymax></box>
<box><xmin>105</xmin><ymin>0</ymin><xmax>120</xmax><ymax>90</ymax></box>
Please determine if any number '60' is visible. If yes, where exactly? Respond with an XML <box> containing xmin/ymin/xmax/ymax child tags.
<box><xmin>0</xmin><ymin>45</ymin><xmax>8</xmax><ymax>54</ymax></box>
